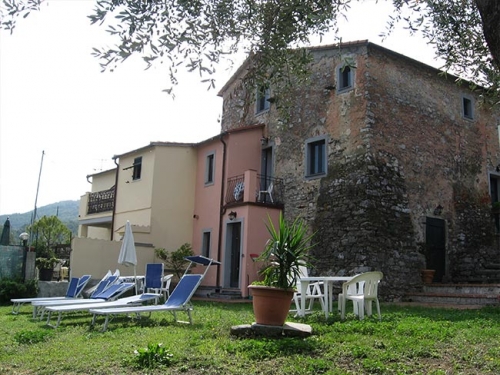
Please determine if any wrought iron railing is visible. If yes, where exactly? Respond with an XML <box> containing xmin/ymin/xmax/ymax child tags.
<box><xmin>256</xmin><ymin>174</ymin><xmax>284</xmax><ymax>205</ymax></box>
<box><xmin>226</xmin><ymin>175</ymin><xmax>245</xmax><ymax>205</ymax></box>
<box><xmin>87</xmin><ymin>187</ymin><xmax>115</xmax><ymax>214</ymax></box>
<box><xmin>225</xmin><ymin>174</ymin><xmax>284</xmax><ymax>205</ymax></box>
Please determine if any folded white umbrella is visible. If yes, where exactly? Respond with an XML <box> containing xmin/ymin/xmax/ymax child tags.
<box><xmin>118</xmin><ymin>220</ymin><xmax>138</xmax><ymax>294</ymax></box>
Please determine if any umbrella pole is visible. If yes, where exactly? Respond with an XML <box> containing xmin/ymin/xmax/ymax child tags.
<box><xmin>134</xmin><ymin>266</ymin><xmax>138</xmax><ymax>295</ymax></box>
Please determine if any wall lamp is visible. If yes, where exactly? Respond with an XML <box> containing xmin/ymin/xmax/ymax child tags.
<box><xmin>228</xmin><ymin>211</ymin><xmax>237</xmax><ymax>221</ymax></box>
<box><xmin>260</xmin><ymin>137</ymin><xmax>269</xmax><ymax>146</ymax></box>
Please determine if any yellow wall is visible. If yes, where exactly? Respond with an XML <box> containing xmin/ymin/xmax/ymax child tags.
<box><xmin>71</xmin><ymin>237</ymin><xmax>158</xmax><ymax>280</ymax></box>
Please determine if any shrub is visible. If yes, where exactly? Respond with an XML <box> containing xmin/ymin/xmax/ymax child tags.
<box><xmin>155</xmin><ymin>243</ymin><xmax>194</xmax><ymax>279</ymax></box>
<box><xmin>0</xmin><ymin>278</ymin><xmax>38</xmax><ymax>304</ymax></box>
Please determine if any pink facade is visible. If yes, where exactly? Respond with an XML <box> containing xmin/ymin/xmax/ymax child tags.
<box><xmin>192</xmin><ymin>126</ymin><xmax>283</xmax><ymax>297</ymax></box>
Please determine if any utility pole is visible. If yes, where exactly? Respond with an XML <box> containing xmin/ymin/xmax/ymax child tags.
<box><xmin>29</xmin><ymin>150</ymin><xmax>45</xmax><ymax>246</ymax></box>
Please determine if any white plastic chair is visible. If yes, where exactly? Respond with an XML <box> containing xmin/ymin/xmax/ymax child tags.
<box><xmin>339</xmin><ymin>271</ymin><xmax>383</xmax><ymax>320</ymax></box>
<box><xmin>290</xmin><ymin>265</ymin><xmax>325</xmax><ymax>315</ymax></box>
<box><xmin>149</xmin><ymin>274</ymin><xmax>173</xmax><ymax>301</ymax></box>
<box><xmin>258</xmin><ymin>182</ymin><xmax>274</xmax><ymax>203</ymax></box>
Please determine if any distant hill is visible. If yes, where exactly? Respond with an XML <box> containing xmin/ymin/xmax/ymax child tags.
<box><xmin>0</xmin><ymin>200</ymin><xmax>80</xmax><ymax>240</ymax></box>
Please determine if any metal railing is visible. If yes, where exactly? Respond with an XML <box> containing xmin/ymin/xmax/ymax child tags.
<box><xmin>226</xmin><ymin>175</ymin><xmax>245</xmax><ymax>205</ymax></box>
<box><xmin>256</xmin><ymin>174</ymin><xmax>284</xmax><ymax>205</ymax></box>
<box><xmin>87</xmin><ymin>187</ymin><xmax>115</xmax><ymax>214</ymax></box>
<box><xmin>225</xmin><ymin>174</ymin><xmax>284</xmax><ymax>205</ymax></box>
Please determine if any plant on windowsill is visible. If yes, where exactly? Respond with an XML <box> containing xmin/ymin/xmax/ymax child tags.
<box><xmin>248</xmin><ymin>213</ymin><xmax>315</xmax><ymax>326</ymax></box>
<box><xmin>491</xmin><ymin>201</ymin><xmax>500</xmax><ymax>214</ymax></box>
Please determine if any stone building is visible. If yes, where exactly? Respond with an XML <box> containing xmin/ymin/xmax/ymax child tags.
<box><xmin>218</xmin><ymin>40</ymin><xmax>500</xmax><ymax>300</ymax></box>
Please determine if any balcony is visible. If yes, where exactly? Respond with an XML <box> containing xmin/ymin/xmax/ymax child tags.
<box><xmin>87</xmin><ymin>187</ymin><xmax>115</xmax><ymax>214</ymax></box>
<box><xmin>225</xmin><ymin>171</ymin><xmax>284</xmax><ymax>206</ymax></box>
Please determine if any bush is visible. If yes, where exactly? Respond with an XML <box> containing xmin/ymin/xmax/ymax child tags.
<box><xmin>155</xmin><ymin>243</ymin><xmax>194</xmax><ymax>279</ymax></box>
<box><xmin>0</xmin><ymin>278</ymin><xmax>38</xmax><ymax>304</ymax></box>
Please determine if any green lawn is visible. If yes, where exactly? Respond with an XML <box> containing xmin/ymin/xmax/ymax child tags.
<box><xmin>1</xmin><ymin>301</ymin><xmax>499</xmax><ymax>374</ymax></box>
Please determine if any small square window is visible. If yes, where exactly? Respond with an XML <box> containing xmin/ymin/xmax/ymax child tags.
<box><xmin>462</xmin><ymin>96</ymin><xmax>474</xmax><ymax>120</ymax></box>
<box><xmin>256</xmin><ymin>85</ymin><xmax>270</xmax><ymax>113</ymax></box>
<box><xmin>205</xmin><ymin>152</ymin><xmax>215</xmax><ymax>185</ymax></box>
<box><xmin>337</xmin><ymin>65</ymin><xmax>353</xmax><ymax>92</ymax></box>
<box><xmin>202</xmin><ymin>231</ymin><xmax>211</xmax><ymax>257</ymax></box>
<box><xmin>132</xmin><ymin>157</ymin><xmax>142</xmax><ymax>180</ymax></box>
<box><xmin>305</xmin><ymin>136</ymin><xmax>327</xmax><ymax>178</ymax></box>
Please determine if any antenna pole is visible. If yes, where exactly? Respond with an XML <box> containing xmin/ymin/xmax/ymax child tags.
<box><xmin>30</xmin><ymin>150</ymin><xmax>45</xmax><ymax>246</ymax></box>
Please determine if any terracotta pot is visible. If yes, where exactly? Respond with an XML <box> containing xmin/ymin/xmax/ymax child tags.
<box><xmin>421</xmin><ymin>269</ymin><xmax>435</xmax><ymax>284</ymax></box>
<box><xmin>248</xmin><ymin>285</ymin><xmax>294</xmax><ymax>326</ymax></box>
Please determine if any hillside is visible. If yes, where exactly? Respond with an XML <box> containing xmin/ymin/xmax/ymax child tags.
<box><xmin>0</xmin><ymin>200</ymin><xmax>80</xmax><ymax>239</ymax></box>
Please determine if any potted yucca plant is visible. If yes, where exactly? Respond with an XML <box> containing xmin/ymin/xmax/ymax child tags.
<box><xmin>248</xmin><ymin>213</ymin><xmax>315</xmax><ymax>326</ymax></box>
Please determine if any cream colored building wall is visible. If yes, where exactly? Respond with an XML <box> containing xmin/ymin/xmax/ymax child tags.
<box><xmin>149</xmin><ymin>145</ymin><xmax>197</xmax><ymax>251</ymax></box>
<box><xmin>71</xmin><ymin>237</ymin><xmax>157</xmax><ymax>279</ymax></box>
<box><xmin>90</xmin><ymin>169</ymin><xmax>116</xmax><ymax>192</ymax></box>
<box><xmin>114</xmin><ymin>149</ymin><xmax>154</xmax><ymax>225</ymax></box>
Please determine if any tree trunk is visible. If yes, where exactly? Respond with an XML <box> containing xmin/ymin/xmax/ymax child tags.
<box><xmin>474</xmin><ymin>0</ymin><xmax>500</xmax><ymax>68</ymax></box>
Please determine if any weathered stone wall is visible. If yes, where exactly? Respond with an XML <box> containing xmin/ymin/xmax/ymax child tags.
<box><xmin>218</xmin><ymin>41</ymin><xmax>500</xmax><ymax>298</ymax></box>
<box><xmin>366</xmin><ymin>45</ymin><xmax>500</xmax><ymax>283</ymax></box>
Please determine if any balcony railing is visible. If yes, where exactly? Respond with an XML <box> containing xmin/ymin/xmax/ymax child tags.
<box><xmin>225</xmin><ymin>173</ymin><xmax>284</xmax><ymax>206</ymax></box>
<box><xmin>87</xmin><ymin>187</ymin><xmax>115</xmax><ymax>214</ymax></box>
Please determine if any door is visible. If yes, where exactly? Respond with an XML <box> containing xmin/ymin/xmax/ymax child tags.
<box><xmin>226</xmin><ymin>222</ymin><xmax>241</xmax><ymax>288</ymax></box>
<box><xmin>425</xmin><ymin>217</ymin><xmax>446</xmax><ymax>282</ymax></box>
<box><xmin>260</xmin><ymin>146</ymin><xmax>273</xmax><ymax>190</ymax></box>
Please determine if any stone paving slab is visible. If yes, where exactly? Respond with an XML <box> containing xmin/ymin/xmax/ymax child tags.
<box><xmin>231</xmin><ymin>322</ymin><xmax>312</xmax><ymax>338</ymax></box>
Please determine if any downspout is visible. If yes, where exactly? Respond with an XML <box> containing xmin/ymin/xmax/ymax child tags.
<box><xmin>217</xmin><ymin>132</ymin><xmax>228</xmax><ymax>288</ymax></box>
<box><xmin>111</xmin><ymin>156</ymin><xmax>120</xmax><ymax>241</ymax></box>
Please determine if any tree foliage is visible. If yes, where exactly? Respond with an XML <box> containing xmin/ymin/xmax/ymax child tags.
<box><xmin>1</xmin><ymin>0</ymin><xmax>499</xmax><ymax>103</ymax></box>
<box><xmin>30</xmin><ymin>215</ymin><xmax>71</xmax><ymax>255</ymax></box>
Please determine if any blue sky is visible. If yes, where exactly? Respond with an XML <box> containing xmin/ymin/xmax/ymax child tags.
<box><xmin>0</xmin><ymin>0</ymin><xmax>440</xmax><ymax>215</ymax></box>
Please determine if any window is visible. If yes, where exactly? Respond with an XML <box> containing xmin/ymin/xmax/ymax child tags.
<box><xmin>256</xmin><ymin>85</ymin><xmax>270</xmax><ymax>113</ymax></box>
<box><xmin>132</xmin><ymin>157</ymin><xmax>142</xmax><ymax>180</ymax></box>
<box><xmin>337</xmin><ymin>65</ymin><xmax>353</xmax><ymax>92</ymax></box>
<box><xmin>462</xmin><ymin>96</ymin><xmax>474</xmax><ymax>120</ymax></box>
<box><xmin>205</xmin><ymin>152</ymin><xmax>215</xmax><ymax>185</ymax></box>
<box><xmin>305</xmin><ymin>136</ymin><xmax>327</xmax><ymax>178</ymax></box>
<box><xmin>202</xmin><ymin>230</ymin><xmax>211</xmax><ymax>257</ymax></box>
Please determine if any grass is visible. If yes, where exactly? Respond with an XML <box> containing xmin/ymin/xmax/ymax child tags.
<box><xmin>1</xmin><ymin>301</ymin><xmax>500</xmax><ymax>374</ymax></box>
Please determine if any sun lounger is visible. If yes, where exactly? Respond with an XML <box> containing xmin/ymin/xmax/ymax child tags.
<box><xmin>33</xmin><ymin>282</ymin><xmax>136</xmax><ymax>319</ymax></box>
<box><xmin>11</xmin><ymin>275</ymin><xmax>91</xmax><ymax>316</ymax></box>
<box><xmin>90</xmin><ymin>256</ymin><xmax>220</xmax><ymax>331</ymax></box>
<box><xmin>44</xmin><ymin>292</ymin><xmax>161</xmax><ymax>328</ymax></box>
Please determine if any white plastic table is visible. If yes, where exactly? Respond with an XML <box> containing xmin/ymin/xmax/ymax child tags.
<box><xmin>298</xmin><ymin>276</ymin><xmax>353</xmax><ymax>318</ymax></box>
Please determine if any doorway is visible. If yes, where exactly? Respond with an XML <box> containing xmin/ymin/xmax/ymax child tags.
<box><xmin>260</xmin><ymin>146</ymin><xmax>273</xmax><ymax>189</ymax></box>
<box><xmin>425</xmin><ymin>217</ymin><xmax>446</xmax><ymax>282</ymax></box>
<box><xmin>225</xmin><ymin>222</ymin><xmax>242</xmax><ymax>288</ymax></box>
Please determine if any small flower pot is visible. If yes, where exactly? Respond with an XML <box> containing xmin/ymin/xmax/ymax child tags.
<box><xmin>421</xmin><ymin>269</ymin><xmax>435</xmax><ymax>284</ymax></box>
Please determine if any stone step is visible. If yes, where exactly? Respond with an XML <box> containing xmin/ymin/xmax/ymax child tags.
<box><xmin>405</xmin><ymin>283</ymin><xmax>500</xmax><ymax>307</ymax></box>
<box><xmin>405</xmin><ymin>292</ymin><xmax>499</xmax><ymax>306</ymax></box>
<box><xmin>423</xmin><ymin>283</ymin><xmax>500</xmax><ymax>295</ymax></box>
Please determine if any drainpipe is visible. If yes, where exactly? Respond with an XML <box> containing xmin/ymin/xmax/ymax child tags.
<box><xmin>111</xmin><ymin>156</ymin><xmax>120</xmax><ymax>241</ymax></box>
<box><xmin>217</xmin><ymin>133</ymin><xmax>228</xmax><ymax>288</ymax></box>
